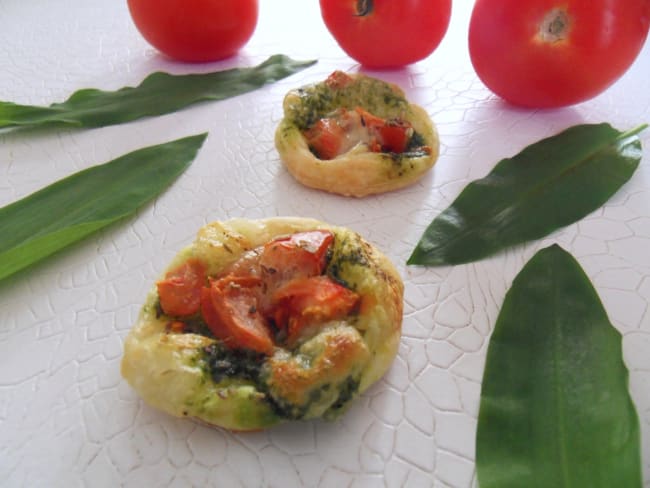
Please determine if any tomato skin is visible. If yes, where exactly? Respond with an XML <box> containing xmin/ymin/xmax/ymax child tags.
<box><xmin>156</xmin><ymin>258</ymin><xmax>206</xmax><ymax>316</ymax></box>
<box><xmin>468</xmin><ymin>0</ymin><xmax>650</xmax><ymax>107</ymax></box>
<box><xmin>319</xmin><ymin>0</ymin><xmax>452</xmax><ymax>68</ymax></box>
<box><xmin>270</xmin><ymin>276</ymin><xmax>360</xmax><ymax>345</ymax></box>
<box><xmin>260</xmin><ymin>230</ymin><xmax>334</xmax><ymax>284</ymax></box>
<box><xmin>127</xmin><ymin>0</ymin><xmax>258</xmax><ymax>62</ymax></box>
<box><xmin>354</xmin><ymin>107</ymin><xmax>412</xmax><ymax>153</ymax></box>
<box><xmin>304</xmin><ymin>118</ymin><xmax>346</xmax><ymax>160</ymax></box>
<box><xmin>201</xmin><ymin>275</ymin><xmax>274</xmax><ymax>355</ymax></box>
<box><xmin>325</xmin><ymin>70</ymin><xmax>354</xmax><ymax>89</ymax></box>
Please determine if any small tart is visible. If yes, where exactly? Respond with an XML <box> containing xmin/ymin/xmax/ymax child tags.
<box><xmin>121</xmin><ymin>217</ymin><xmax>403</xmax><ymax>431</ymax></box>
<box><xmin>275</xmin><ymin>71</ymin><xmax>439</xmax><ymax>197</ymax></box>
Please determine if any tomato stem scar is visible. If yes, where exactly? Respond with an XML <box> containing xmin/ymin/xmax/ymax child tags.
<box><xmin>355</xmin><ymin>0</ymin><xmax>373</xmax><ymax>16</ymax></box>
<box><xmin>539</xmin><ymin>8</ymin><xmax>571</xmax><ymax>43</ymax></box>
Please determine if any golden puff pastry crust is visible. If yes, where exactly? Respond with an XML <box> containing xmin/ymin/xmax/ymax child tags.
<box><xmin>121</xmin><ymin>217</ymin><xmax>403</xmax><ymax>431</ymax></box>
<box><xmin>275</xmin><ymin>71</ymin><xmax>439</xmax><ymax>197</ymax></box>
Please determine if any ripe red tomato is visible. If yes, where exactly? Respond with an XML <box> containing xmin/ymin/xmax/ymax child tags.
<box><xmin>319</xmin><ymin>0</ymin><xmax>452</xmax><ymax>68</ymax></box>
<box><xmin>468</xmin><ymin>0</ymin><xmax>650</xmax><ymax>108</ymax></box>
<box><xmin>156</xmin><ymin>258</ymin><xmax>206</xmax><ymax>316</ymax></box>
<box><xmin>127</xmin><ymin>0</ymin><xmax>258</xmax><ymax>62</ymax></box>
<box><xmin>201</xmin><ymin>275</ymin><xmax>274</xmax><ymax>355</ymax></box>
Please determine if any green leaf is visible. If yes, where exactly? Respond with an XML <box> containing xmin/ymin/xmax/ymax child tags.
<box><xmin>0</xmin><ymin>133</ymin><xmax>207</xmax><ymax>282</ymax></box>
<box><xmin>476</xmin><ymin>244</ymin><xmax>641</xmax><ymax>488</ymax></box>
<box><xmin>407</xmin><ymin>123</ymin><xmax>647</xmax><ymax>266</ymax></box>
<box><xmin>0</xmin><ymin>55</ymin><xmax>316</xmax><ymax>130</ymax></box>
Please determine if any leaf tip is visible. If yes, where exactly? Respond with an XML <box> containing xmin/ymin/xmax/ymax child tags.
<box><xmin>406</xmin><ymin>248</ymin><xmax>423</xmax><ymax>266</ymax></box>
<box><xmin>406</xmin><ymin>249</ymin><xmax>442</xmax><ymax>267</ymax></box>
<box><xmin>182</xmin><ymin>132</ymin><xmax>209</xmax><ymax>148</ymax></box>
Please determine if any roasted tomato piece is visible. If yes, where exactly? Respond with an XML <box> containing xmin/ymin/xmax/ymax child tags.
<box><xmin>355</xmin><ymin>107</ymin><xmax>412</xmax><ymax>153</ymax></box>
<box><xmin>354</xmin><ymin>106</ymin><xmax>385</xmax><ymax>129</ymax></box>
<box><xmin>304</xmin><ymin>106</ymin><xmax>415</xmax><ymax>159</ymax></box>
<box><xmin>377</xmin><ymin>121</ymin><xmax>412</xmax><ymax>153</ymax></box>
<box><xmin>156</xmin><ymin>258</ymin><xmax>206</xmax><ymax>316</ymax></box>
<box><xmin>200</xmin><ymin>275</ymin><xmax>274</xmax><ymax>355</ymax></box>
<box><xmin>200</xmin><ymin>287</ymin><xmax>227</xmax><ymax>340</ymax></box>
<box><xmin>325</xmin><ymin>70</ymin><xmax>354</xmax><ymax>89</ymax></box>
<box><xmin>303</xmin><ymin>117</ymin><xmax>346</xmax><ymax>160</ymax></box>
<box><xmin>260</xmin><ymin>230</ymin><xmax>334</xmax><ymax>283</ymax></box>
<box><xmin>270</xmin><ymin>275</ymin><xmax>360</xmax><ymax>345</ymax></box>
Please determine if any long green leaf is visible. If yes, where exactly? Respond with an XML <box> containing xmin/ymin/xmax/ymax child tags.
<box><xmin>407</xmin><ymin>123</ymin><xmax>647</xmax><ymax>266</ymax></box>
<box><xmin>0</xmin><ymin>133</ymin><xmax>207</xmax><ymax>281</ymax></box>
<box><xmin>0</xmin><ymin>55</ymin><xmax>316</xmax><ymax>130</ymax></box>
<box><xmin>476</xmin><ymin>244</ymin><xmax>641</xmax><ymax>488</ymax></box>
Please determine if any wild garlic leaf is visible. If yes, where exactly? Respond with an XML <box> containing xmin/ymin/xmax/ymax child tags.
<box><xmin>476</xmin><ymin>244</ymin><xmax>642</xmax><ymax>488</ymax></box>
<box><xmin>0</xmin><ymin>55</ymin><xmax>316</xmax><ymax>130</ymax></box>
<box><xmin>0</xmin><ymin>133</ymin><xmax>207</xmax><ymax>282</ymax></box>
<box><xmin>408</xmin><ymin>123</ymin><xmax>647</xmax><ymax>266</ymax></box>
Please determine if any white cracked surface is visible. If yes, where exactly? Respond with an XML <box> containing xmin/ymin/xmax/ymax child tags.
<box><xmin>1</xmin><ymin>1</ymin><xmax>650</xmax><ymax>487</ymax></box>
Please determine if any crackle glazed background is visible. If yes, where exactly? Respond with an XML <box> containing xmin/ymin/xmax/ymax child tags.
<box><xmin>1</xmin><ymin>0</ymin><xmax>649</xmax><ymax>486</ymax></box>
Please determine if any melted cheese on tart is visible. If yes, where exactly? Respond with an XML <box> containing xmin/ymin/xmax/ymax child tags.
<box><xmin>121</xmin><ymin>217</ymin><xmax>403</xmax><ymax>431</ymax></box>
<box><xmin>275</xmin><ymin>71</ymin><xmax>439</xmax><ymax>197</ymax></box>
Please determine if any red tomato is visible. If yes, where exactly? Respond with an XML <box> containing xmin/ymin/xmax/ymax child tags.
<box><xmin>127</xmin><ymin>0</ymin><xmax>258</xmax><ymax>62</ymax></box>
<box><xmin>354</xmin><ymin>107</ymin><xmax>412</xmax><ymax>153</ymax></box>
<box><xmin>270</xmin><ymin>276</ymin><xmax>360</xmax><ymax>345</ymax></box>
<box><xmin>201</xmin><ymin>275</ymin><xmax>274</xmax><ymax>355</ymax></box>
<box><xmin>319</xmin><ymin>0</ymin><xmax>452</xmax><ymax>68</ymax></box>
<box><xmin>304</xmin><ymin>118</ymin><xmax>347</xmax><ymax>160</ymax></box>
<box><xmin>259</xmin><ymin>230</ymin><xmax>334</xmax><ymax>285</ymax></box>
<box><xmin>377</xmin><ymin>123</ymin><xmax>411</xmax><ymax>153</ymax></box>
<box><xmin>156</xmin><ymin>258</ymin><xmax>206</xmax><ymax>316</ymax></box>
<box><xmin>324</xmin><ymin>70</ymin><xmax>355</xmax><ymax>89</ymax></box>
<box><xmin>468</xmin><ymin>0</ymin><xmax>650</xmax><ymax>107</ymax></box>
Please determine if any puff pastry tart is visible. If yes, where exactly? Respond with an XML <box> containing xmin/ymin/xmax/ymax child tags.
<box><xmin>275</xmin><ymin>70</ymin><xmax>439</xmax><ymax>197</ymax></box>
<box><xmin>121</xmin><ymin>217</ymin><xmax>403</xmax><ymax>430</ymax></box>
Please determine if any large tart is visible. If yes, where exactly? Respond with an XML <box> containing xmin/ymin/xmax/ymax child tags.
<box><xmin>121</xmin><ymin>217</ymin><xmax>404</xmax><ymax>430</ymax></box>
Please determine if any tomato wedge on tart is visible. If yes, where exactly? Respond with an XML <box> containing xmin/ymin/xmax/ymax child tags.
<box><xmin>275</xmin><ymin>71</ymin><xmax>439</xmax><ymax>197</ymax></box>
<box><xmin>121</xmin><ymin>218</ymin><xmax>403</xmax><ymax>430</ymax></box>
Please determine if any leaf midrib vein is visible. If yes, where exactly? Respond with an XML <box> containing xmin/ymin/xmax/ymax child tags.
<box><xmin>429</xmin><ymin>132</ymin><xmax>621</xmax><ymax>259</ymax></box>
<box><xmin>551</xmin><ymin>260</ymin><xmax>572</xmax><ymax>487</ymax></box>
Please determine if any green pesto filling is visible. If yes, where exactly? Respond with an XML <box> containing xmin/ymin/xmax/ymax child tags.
<box><xmin>203</xmin><ymin>343</ymin><xmax>266</xmax><ymax>383</ymax></box>
<box><xmin>323</xmin><ymin>376</ymin><xmax>361</xmax><ymax>420</ymax></box>
<box><xmin>375</xmin><ymin>130</ymin><xmax>432</xmax><ymax>169</ymax></box>
<box><xmin>198</xmin><ymin>344</ymin><xmax>361</xmax><ymax>421</ymax></box>
<box><xmin>260</xmin><ymin>375</ymin><xmax>361</xmax><ymax>421</ymax></box>
<box><xmin>288</xmin><ymin>76</ymin><xmax>409</xmax><ymax>130</ymax></box>
<box><xmin>326</xmin><ymin>232</ymin><xmax>372</xmax><ymax>291</ymax></box>
<box><xmin>403</xmin><ymin>131</ymin><xmax>430</xmax><ymax>157</ymax></box>
<box><xmin>287</xmin><ymin>76</ymin><xmax>430</xmax><ymax>163</ymax></box>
